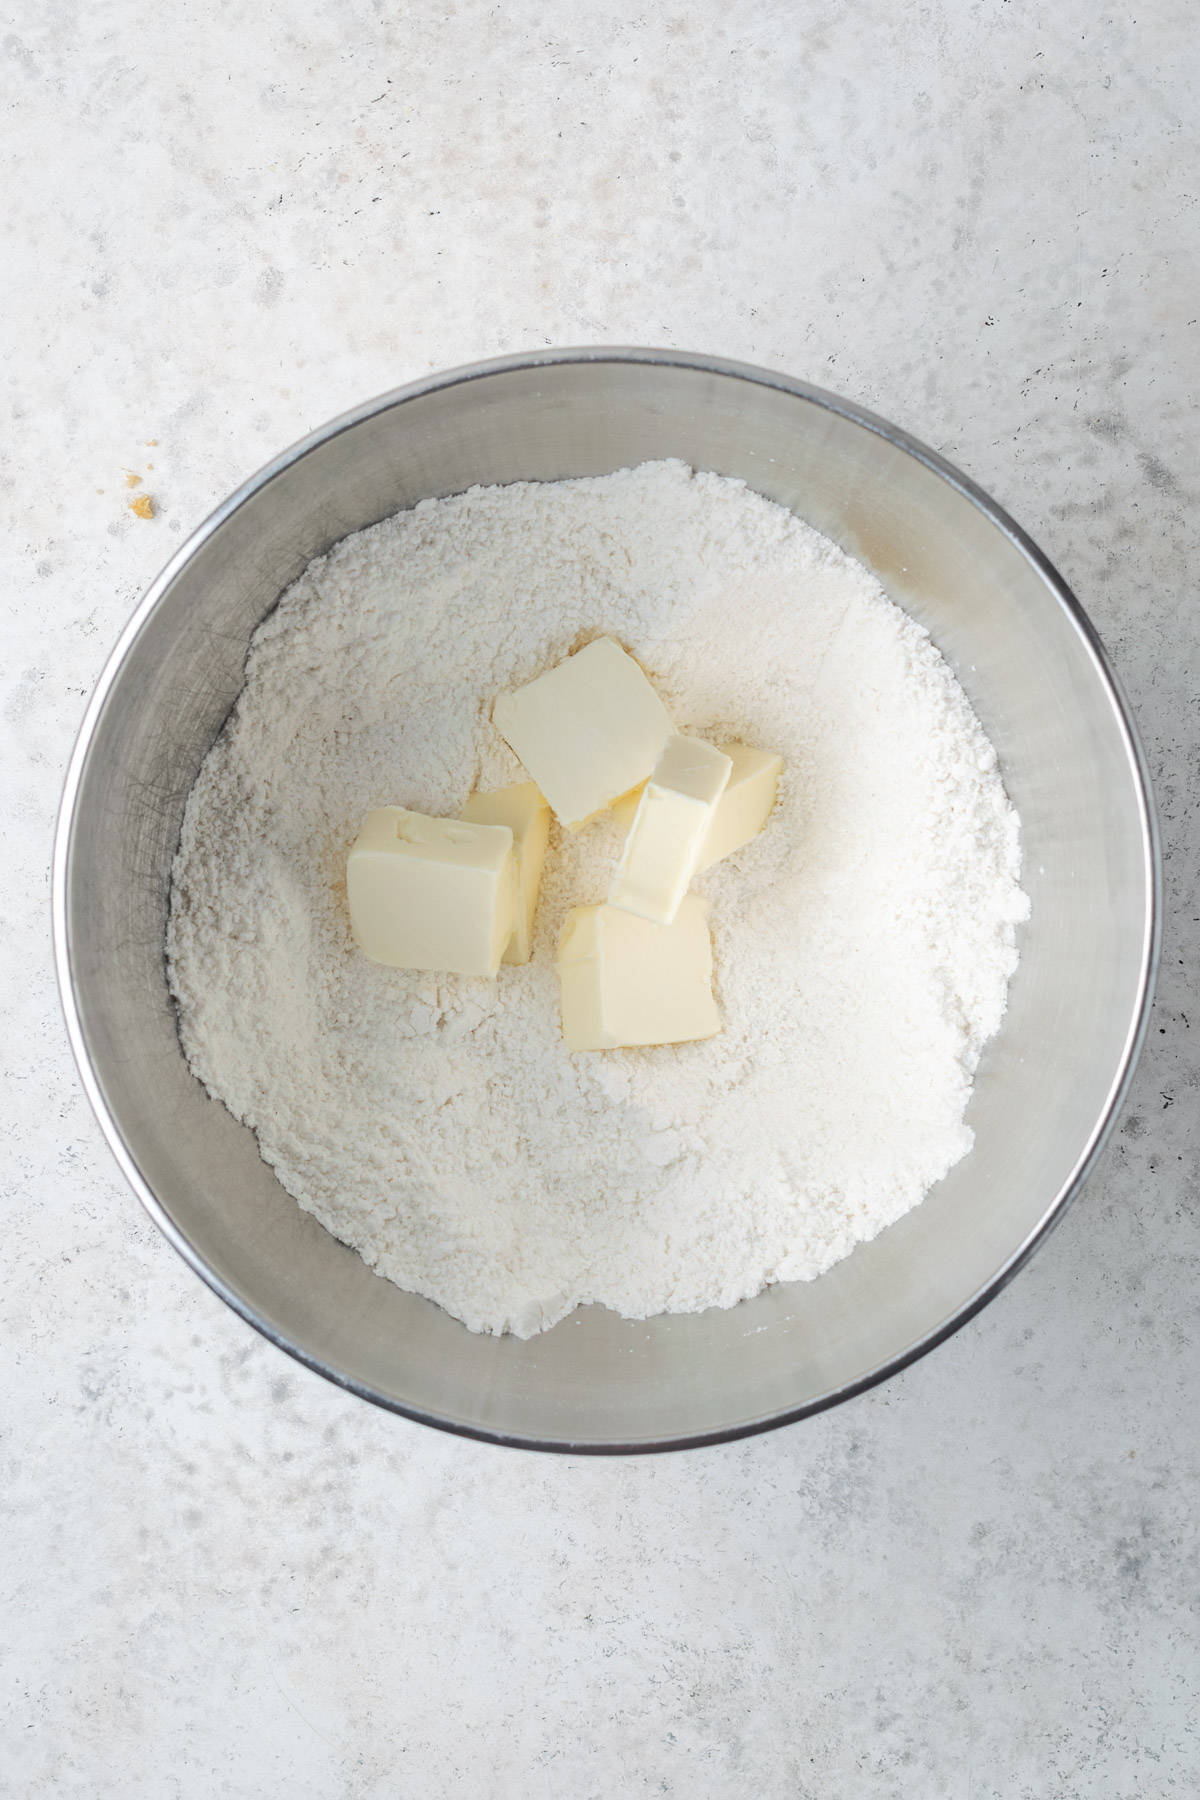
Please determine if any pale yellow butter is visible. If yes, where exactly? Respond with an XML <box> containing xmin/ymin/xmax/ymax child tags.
<box><xmin>608</xmin><ymin>735</ymin><xmax>732</xmax><ymax>925</ymax></box>
<box><xmin>609</xmin><ymin>783</ymin><xmax>645</xmax><ymax>828</ymax></box>
<box><xmin>556</xmin><ymin>895</ymin><xmax>721</xmax><ymax>1051</ymax></box>
<box><xmin>492</xmin><ymin>637</ymin><xmax>672</xmax><ymax>831</ymax></box>
<box><xmin>347</xmin><ymin>808</ymin><xmax>516</xmax><ymax>976</ymax></box>
<box><xmin>460</xmin><ymin>780</ymin><xmax>550</xmax><ymax>965</ymax></box>
<box><xmin>696</xmin><ymin>744</ymin><xmax>783</xmax><ymax>872</ymax></box>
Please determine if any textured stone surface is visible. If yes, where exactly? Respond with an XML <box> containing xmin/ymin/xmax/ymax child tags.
<box><xmin>2</xmin><ymin>2</ymin><xmax>1197</xmax><ymax>1794</ymax></box>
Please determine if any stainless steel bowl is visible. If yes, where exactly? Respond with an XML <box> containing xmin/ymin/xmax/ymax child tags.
<box><xmin>53</xmin><ymin>349</ymin><xmax>1160</xmax><ymax>1452</ymax></box>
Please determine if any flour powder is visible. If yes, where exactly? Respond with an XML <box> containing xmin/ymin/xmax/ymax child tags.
<box><xmin>166</xmin><ymin>461</ymin><xmax>1029</xmax><ymax>1337</ymax></box>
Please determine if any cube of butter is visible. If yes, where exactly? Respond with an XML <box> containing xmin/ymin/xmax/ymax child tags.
<box><xmin>460</xmin><ymin>780</ymin><xmax>550</xmax><ymax>965</ymax></box>
<box><xmin>695</xmin><ymin>744</ymin><xmax>783</xmax><ymax>872</ymax></box>
<box><xmin>492</xmin><ymin>637</ymin><xmax>672</xmax><ymax>831</ymax></box>
<box><xmin>557</xmin><ymin>896</ymin><xmax>721</xmax><ymax>1051</ymax></box>
<box><xmin>347</xmin><ymin>808</ymin><xmax>516</xmax><ymax>976</ymax></box>
<box><xmin>608</xmin><ymin>734</ymin><xmax>732</xmax><ymax>925</ymax></box>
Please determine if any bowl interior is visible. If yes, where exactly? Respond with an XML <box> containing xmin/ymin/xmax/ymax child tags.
<box><xmin>57</xmin><ymin>355</ymin><xmax>1156</xmax><ymax>1449</ymax></box>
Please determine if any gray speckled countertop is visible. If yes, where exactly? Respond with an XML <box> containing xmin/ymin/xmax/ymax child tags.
<box><xmin>3</xmin><ymin>3</ymin><xmax>1198</xmax><ymax>1795</ymax></box>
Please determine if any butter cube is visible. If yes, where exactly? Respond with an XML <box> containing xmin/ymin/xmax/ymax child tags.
<box><xmin>347</xmin><ymin>808</ymin><xmax>516</xmax><ymax>975</ymax></box>
<box><xmin>493</xmin><ymin>637</ymin><xmax>672</xmax><ymax>830</ymax></box>
<box><xmin>608</xmin><ymin>735</ymin><xmax>732</xmax><ymax>925</ymax></box>
<box><xmin>557</xmin><ymin>896</ymin><xmax>721</xmax><ymax>1050</ymax></box>
<box><xmin>696</xmin><ymin>744</ymin><xmax>783</xmax><ymax>871</ymax></box>
<box><xmin>460</xmin><ymin>780</ymin><xmax>550</xmax><ymax>964</ymax></box>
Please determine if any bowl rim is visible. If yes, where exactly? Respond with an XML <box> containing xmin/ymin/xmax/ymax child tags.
<box><xmin>51</xmin><ymin>346</ymin><xmax>1163</xmax><ymax>1454</ymax></box>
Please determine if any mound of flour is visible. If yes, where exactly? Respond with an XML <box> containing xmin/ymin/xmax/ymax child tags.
<box><xmin>167</xmin><ymin>461</ymin><xmax>1029</xmax><ymax>1337</ymax></box>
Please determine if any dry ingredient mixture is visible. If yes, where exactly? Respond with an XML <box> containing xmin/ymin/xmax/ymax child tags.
<box><xmin>167</xmin><ymin>461</ymin><xmax>1029</xmax><ymax>1337</ymax></box>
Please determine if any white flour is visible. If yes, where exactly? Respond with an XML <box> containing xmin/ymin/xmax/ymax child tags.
<box><xmin>166</xmin><ymin>461</ymin><xmax>1029</xmax><ymax>1337</ymax></box>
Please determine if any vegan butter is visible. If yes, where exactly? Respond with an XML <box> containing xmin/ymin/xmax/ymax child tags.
<box><xmin>460</xmin><ymin>780</ymin><xmax>550</xmax><ymax>965</ymax></box>
<box><xmin>492</xmin><ymin>637</ymin><xmax>671</xmax><ymax>831</ymax></box>
<box><xmin>609</xmin><ymin>735</ymin><xmax>732</xmax><ymax>925</ymax></box>
<box><xmin>557</xmin><ymin>895</ymin><xmax>721</xmax><ymax>1051</ymax></box>
<box><xmin>347</xmin><ymin>808</ymin><xmax>516</xmax><ymax>976</ymax></box>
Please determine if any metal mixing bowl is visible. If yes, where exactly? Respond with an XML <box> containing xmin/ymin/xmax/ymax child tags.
<box><xmin>53</xmin><ymin>349</ymin><xmax>1160</xmax><ymax>1452</ymax></box>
